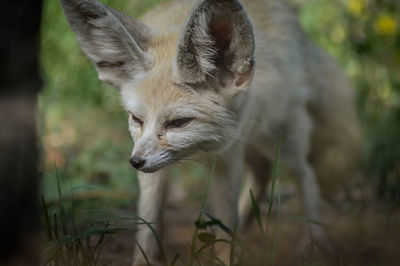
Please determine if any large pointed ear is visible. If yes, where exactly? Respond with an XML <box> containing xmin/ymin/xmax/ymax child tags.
<box><xmin>176</xmin><ymin>0</ymin><xmax>255</xmax><ymax>97</ymax></box>
<box><xmin>60</xmin><ymin>0</ymin><xmax>152</xmax><ymax>88</ymax></box>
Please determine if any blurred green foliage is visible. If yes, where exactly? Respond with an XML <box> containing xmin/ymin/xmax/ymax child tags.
<box><xmin>40</xmin><ymin>0</ymin><xmax>164</xmax><ymax>107</ymax></box>
<box><xmin>40</xmin><ymin>0</ymin><xmax>400</xmax><ymax>202</ymax></box>
<box><xmin>295</xmin><ymin>0</ymin><xmax>400</xmax><ymax>202</ymax></box>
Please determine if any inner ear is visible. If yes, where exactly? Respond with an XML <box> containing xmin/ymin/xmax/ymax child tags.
<box><xmin>209</xmin><ymin>18</ymin><xmax>232</xmax><ymax>52</ymax></box>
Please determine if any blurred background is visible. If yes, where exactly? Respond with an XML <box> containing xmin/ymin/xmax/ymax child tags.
<box><xmin>40</xmin><ymin>0</ymin><xmax>400</xmax><ymax>203</ymax></box>
<box><xmin>38</xmin><ymin>0</ymin><xmax>399</xmax><ymax>265</ymax></box>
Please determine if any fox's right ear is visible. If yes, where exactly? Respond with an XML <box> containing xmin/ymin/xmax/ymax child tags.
<box><xmin>176</xmin><ymin>0</ymin><xmax>255</xmax><ymax>97</ymax></box>
<box><xmin>60</xmin><ymin>0</ymin><xmax>152</xmax><ymax>88</ymax></box>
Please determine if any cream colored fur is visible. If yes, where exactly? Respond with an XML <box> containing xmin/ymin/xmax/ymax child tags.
<box><xmin>60</xmin><ymin>0</ymin><xmax>360</xmax><ymax>265</ymax></box>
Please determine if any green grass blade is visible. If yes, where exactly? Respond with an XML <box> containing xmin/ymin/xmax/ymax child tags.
<box><xmin>74</xmin><ymin>227</ymin><xmax>130</xmax><ymax>240</ymax></box>
<box><xmin>53</xmin><ymin>213</ymin><xmax>59</xmax><ymax>239</ymax></box>
<box><xmin>95</xmin><ymin>235</ymin><xmax>112</xmax><ymax>265</ymax></box>
<box><xmin>268</xmin><ymin>181</ymin><xmax>282</xmax><ymax>266</ymax></box>
<box><xmin>250</xmin><ymin>189</ymin><xmax>265</xmax><ymax>236</ymax></box>
<box><xmin>41</xmin><ymin>194</ymin><xmax>53</xmax><ymax>241</ymax></box>
<box><xmin>93</xmin><ymin>221</ymin><xmax>110</xmax><ymax>256</ymax></box>
<box><xmin>277</xmin><ymin>182</ymin><xmax>281</xmax><ymax>220</ymax></box>
<box><xmin>267</xmin><ymin>139</ymin><xmax>281</xmax><ymax>220</ymax></box>
<box><xmin>262</xmin><ymin>139</ymin><xmax>282</xmax><ymax>265</ymax></box>
<box><xmin>55</xmin><ymin>165</ymin><xmax>68</xmax><ymax>237</ymax></box>
<box><xmin>203</xmin><ymin>212</ymin><xmax>255</xmax><ymax>256</ymax></box>
<box><xmin>134</xmin><ymin>239</ymin><xmax>151</xmax><ymax>266</ymax></box>
<box><xmin>134</xmin><ymin>216</ymin><xmax>167</xmax><ymax>265</ymax></box>
<box><xmin>229</xmin><ymin>224</ymin><xmax>238</xmax><ymax>266</ymax></box>
<box><xmin>70</xmin><ymin>177</ymin><xmax>77</xmax><ymax>237</ymax></box>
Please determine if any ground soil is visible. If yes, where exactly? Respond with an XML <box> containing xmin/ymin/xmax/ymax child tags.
<box><xmin>99</xmin><ymin>183</ymin><xmax>400</xmax><ymax>266</ymax></box>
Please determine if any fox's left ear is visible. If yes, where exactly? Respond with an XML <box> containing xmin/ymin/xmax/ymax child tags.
<box><xmin>60</xmin><ymin>0</ymin><xmax>152</xmax><ymax>88</ymax></box>
<box><xmin>176</xmin><ymin>0</ymin><xmax>255</xmax><ymax>97</ymax></box>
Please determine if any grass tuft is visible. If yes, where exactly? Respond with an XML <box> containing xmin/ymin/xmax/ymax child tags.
<box><xmin>41</xmin><ymin>141</ymin><xmax>287</xmax><ymax>266</ymax></box>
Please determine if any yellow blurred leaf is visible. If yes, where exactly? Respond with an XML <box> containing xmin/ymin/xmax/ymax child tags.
<box><xmin>347</xmin><ymin>0</ymin><xmax>364</xmax><ymax>17</ymax></box>
<box><xmin>374</xmin><ymin>14</ymin><xmax>397</xmax><ymax>36</ymax></box>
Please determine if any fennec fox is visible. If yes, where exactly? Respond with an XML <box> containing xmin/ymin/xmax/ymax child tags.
<box><xmin>60</xmin><ymin>0</ymin><xmax>360</xmax><ymax>264</ymax></box>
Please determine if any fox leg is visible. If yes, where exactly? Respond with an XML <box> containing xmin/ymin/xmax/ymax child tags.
<box><xmin>206</xmin><ymin>144</ymin><xmax>245</xmax><ymax>262</ymax></box>
<box><xmin>133</xmin><ymin>169</ymin><xmax>169</xmax><ymax>266</ymax></box>
<box><xmin>280</xmin><ymin>108</ymin><xmax>331</xmax><ymax>252</ymax></box>
<box><xmin>291</xmin><ymin>159</ymin><xmax>335</xmax><ymax>255</ymax></box>
<box><xmin>293</xmin><ymin>162</ymin><xmax>327</xmax><ymax>240</ymax></box>
<box><xmin>238</xmin><ymin>149</ymin><xmax>272</xmax><ymax>228</ymax></box>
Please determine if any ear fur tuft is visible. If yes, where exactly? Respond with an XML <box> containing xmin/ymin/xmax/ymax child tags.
<box><xmin>176</xmin><ymin>0</ymin><xmax>255</xmax><ymax>92</ymax></box>
<box><xmin>60</xmin><ymin>0</ymin><xmax>152</xmax><ymax>88</ymax></box>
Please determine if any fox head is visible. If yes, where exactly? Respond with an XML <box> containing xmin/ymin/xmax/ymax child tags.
<box><xmin>60</xmin><ymin>0</ymin><xmax>255</xmax><ymax>173</ymax></box>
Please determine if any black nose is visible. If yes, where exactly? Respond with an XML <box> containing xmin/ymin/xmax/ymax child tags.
<box><xmin>129</xmin><ymin>157</ymin><xmax>146</xmax><ymax>169</ymax></box>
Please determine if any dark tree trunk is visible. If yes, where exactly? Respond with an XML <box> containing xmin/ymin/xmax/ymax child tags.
<box><xmin>0</xmin><ymin>0</ymin><xmax>43</xmax><ymax>265</ymax></box>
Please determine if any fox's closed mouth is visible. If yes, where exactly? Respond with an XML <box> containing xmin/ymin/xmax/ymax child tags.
<box><xmin>130</xmin><ymin>161</ymin><xmax>171</xmax><ymax>174</ymax></box>
<box><xmin>136</xmin><ymin>166</ymin><xmax>163</xmax><ymax>173</ymax></box>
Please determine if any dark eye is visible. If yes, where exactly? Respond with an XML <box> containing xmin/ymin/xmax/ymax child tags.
<box><xmin>131</xmin><ymin>113</ymin><xmax>143</xmax><ymax>126</ymax></box>
<box><xmin>165</xmin><ymin>117</ymin><xmax>193</xmax><ymax>129</ymax></box>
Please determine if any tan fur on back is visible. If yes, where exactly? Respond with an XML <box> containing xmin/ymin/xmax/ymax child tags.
<box><xmin>245</xmin><ymin>0</ymin><xmax>360</xmax><ymax>198</ymax></box>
